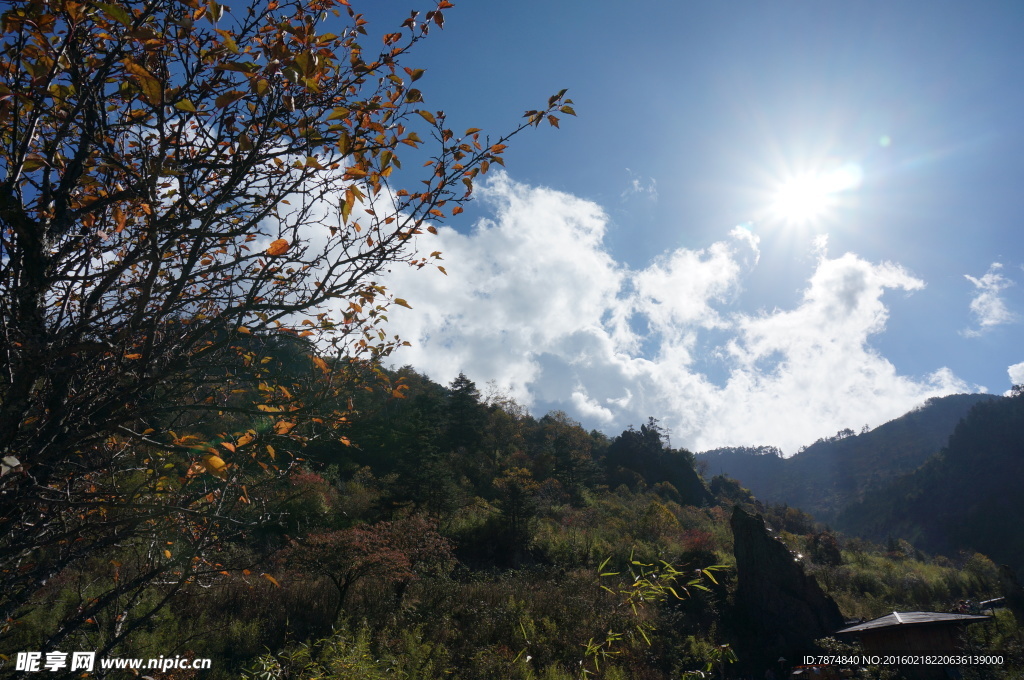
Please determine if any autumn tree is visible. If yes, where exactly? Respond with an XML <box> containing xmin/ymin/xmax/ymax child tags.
<box><xmin>0</xmin><ymin>0</ymin><xmax>571</xmax><ymax>652</ymax></box>
<box><xmin>280</xmin><ymin>515</ymin><xmax>454</xmax><ymax>624</ymax></box>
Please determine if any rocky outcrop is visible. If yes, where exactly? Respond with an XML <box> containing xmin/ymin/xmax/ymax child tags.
<box><xmin>731</xmin><ymin>506</ymin><xmax>845</xmax><ymax>667</ymax></box>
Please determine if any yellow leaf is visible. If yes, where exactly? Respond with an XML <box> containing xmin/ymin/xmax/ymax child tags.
<box><xmin>123</xmin><ymin>60</ymin><xmax>163</xmax><ymax>104</ymax></box>
<box><xmin>174</xmin><ymin>99</ymin><xmax>197</xmax><ymax>113</ymax></box>
<box><xmin>164</xmin><ymin>549</ymin><xmax>172</xmax><ymax>559</ymax></box>
<box><xmin>202</xmin><ymin>454</ymin><xmax>228</xmax><ymax>479</ymax></box>
<box><xmin>96</xmin><ymin>2</ymin><xmax>131</xmax><ymax>26</ymax></box>
<box><xmin>237</xmin><ymin>326</ymin><xmax>251</xmax><ymax>334</ymax></box>
<box><xmin>327</xmin><ymin>107</ymin><xmax>350</xmax><ymax>121</ymax></box>
<box><xmin>312</xmin><ymin>355</ymin><xmax>329</xmax><ymax>373</ymax></box>
<box><xmin>394</xmin><ymin>298</ymin><xmax>412</xmax><ymax>309</ymax></box>
<box><xmin>266</xmin><ymin>239</ymin><xmax>290</xmax><ymax>256</ymax></box>
<box><xmin>418</xmin><ymin>110</ymin><xmax>436</xmax><ymax>124</ymax></box>
<box><xmin>113</xmin><ymin>206</ymin><xmax>127</xmax><ymax>232</ymax></box>
<box><xmin>215</xmin><ymin>29</ymin><xmax>239</xmax><ymax>54</ymax></box>
<box><xmin>215</xmin><ymin>91</ymin><xmax>246</xmax><ymax>109</ymax></box>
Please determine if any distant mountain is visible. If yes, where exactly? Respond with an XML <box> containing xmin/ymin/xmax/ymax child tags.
<box><xmin>695</xmin><ymin>393</ymin><xmax>997</xmax><ymax>523</ymax></box>
<box><xmin>836</xmin><ymin>391</ymin><xmax>1024</xmax><ymax>574</ymax></box>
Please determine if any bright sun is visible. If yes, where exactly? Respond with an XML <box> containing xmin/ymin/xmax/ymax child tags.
<box><xmin>769</xmin><ymin>163</ymin><xmax>863</xmax><ymax>226</ymax></box>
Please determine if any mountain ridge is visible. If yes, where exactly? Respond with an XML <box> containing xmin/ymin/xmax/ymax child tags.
<box><xmin>695</xmin><ymin>392</ymin><xmax>998</xmax><ymax>522</ymax></box>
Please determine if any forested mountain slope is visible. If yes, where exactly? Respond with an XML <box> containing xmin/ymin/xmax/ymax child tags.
<box><xmin>696</xmin><ymin>393</ymin><xmax>996</xmax><ymax>522</ymax></box>
<box><xmin>837</xmin><ymin>390</ymin><xmax>1024</xmax><ymax>574</ymax></box>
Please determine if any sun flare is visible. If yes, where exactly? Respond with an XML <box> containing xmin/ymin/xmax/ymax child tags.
<box><xmin>769</xmin><ymin>163</ymin><xmax>863</xmax><ymax>226</ymax></box>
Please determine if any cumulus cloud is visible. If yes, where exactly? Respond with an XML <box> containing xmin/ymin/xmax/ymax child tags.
<box><xmin>963</xmin><ymin>263</ymin><xmax>1017</xmax><ymax>337</ymax></box>
<box><xmin>1009</xmin><ymin>361</ymin><xmax>1024</xmax><ymax>388</ymax></box>
<box><xmin>378</xmin><ymin>171</ymin><xmax>629</xmax><ymax>404</ymax></box>
<box><xmin>380</xmin><ymin>172</ymin><xmax>969</xmax><ymax>454</ymax></box>
<box><xmin>694</xmin><ymin>254</ymin><xmax>964</xmax><ymax>451</ymax></box>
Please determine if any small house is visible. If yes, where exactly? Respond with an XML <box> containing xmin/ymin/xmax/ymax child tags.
<box><xmin>834</xmin><ymin>611</ymin><xmax>990</xmax><ymax>680</ymax></box>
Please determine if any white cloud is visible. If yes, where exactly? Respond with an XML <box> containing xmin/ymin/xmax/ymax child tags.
<box><xmin>381</xmin><ymin>172</ymin><xmax>970</xmax><ymax>454</ymax></box>
<box><xmin>692</xmin><ymin>255</ymin><xmax>965</xmax><ymax>451</ymax></box>
<box><xmin>1009</xmin><ymin>361</ymin><xmax>1024</xmax><ymax>387</ymax></box>
<box><xmin>571</xmin><ymin>389</ymin><xmax>615</xmax><ymax>423</ymax></box>
<box><xmin>622</xmin><ymin>168</ymin><xmax>658</xmax><ymax>201</ymax></box>
<box><xmin>963</xmin><ymin>263</ymin><xmax>1017</xmax><ymax>336</ymax></box>
<box><xmin>379</xmin><ymin>171</ymin><xmax>629</xmax><ymax>405</ymax></box>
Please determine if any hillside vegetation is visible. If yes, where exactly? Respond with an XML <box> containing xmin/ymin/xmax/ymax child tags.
<box><xmin>4</xmin><ymin>362</ymin><xmax>1020</xmax><ymax>679</ymax></box>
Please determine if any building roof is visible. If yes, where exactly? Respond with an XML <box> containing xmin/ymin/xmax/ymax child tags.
<box><xmin>835</xmin><ymin>611</ymin><xmax>991</xmax><ymax>634</ymax></box>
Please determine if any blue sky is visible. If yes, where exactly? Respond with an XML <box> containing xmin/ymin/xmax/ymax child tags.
<box><xmin>358</xmin><ymin>1</ymin><xmax>1024</xmax><ymax>453</ymax></box>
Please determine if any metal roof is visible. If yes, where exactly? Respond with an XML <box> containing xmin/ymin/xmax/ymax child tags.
<box><xmin>835</xmin><ymin>611</ymin><xmax>991</xmax><ymax>634</ymax></box>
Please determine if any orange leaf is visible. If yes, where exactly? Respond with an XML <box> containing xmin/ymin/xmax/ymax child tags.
<box><xmin>273</xmin><ymin>420</ymin><xmax>296</xmax><ymax>435</ymax></box>
<box><xmin>220</xmin><ymin>442</ymin><xmax>236</xmax><ymax>453</ymax></box>
<box><xmin>262</xmin><ymin>573</ymin><xmax>281</xmax><ymax>587</ymax></box>
<box><xmin>266</xmin><ymin>239</ymin><xmax>290</xmax><ymax>256</ymax></box>
<box><xmin>312</xmin><ymin>355</ymin><xmax>329</xmax><ymax>373</ymax></box>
